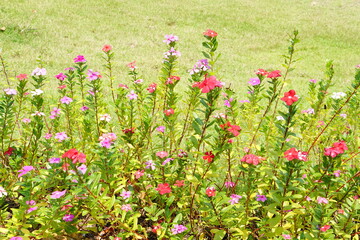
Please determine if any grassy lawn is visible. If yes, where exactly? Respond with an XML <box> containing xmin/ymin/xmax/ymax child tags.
<box><xmin>1</xmin><ymin>0</ymin><xmax>360</xmax><ymax>92</ymax></box>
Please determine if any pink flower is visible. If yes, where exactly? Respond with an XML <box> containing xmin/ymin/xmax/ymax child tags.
<box><xmin>145</xmin><ymin>160</ymin><xmax>156</xmax><ymax>170</ymax></box>
<box><xmin>162</xmin><ymin>158</ymin><xmax>174</xmax><ymax>165</ymax></box>
<box><xmin>163</xmin><ymin>34</ymin><xmax>179</xmax><ymax>44</ymax></box>
<box><xmin>282</xmin><ymin>234</ymin><xmax>292</xmax><ymax>239</ymax></box>
<box><xmin>32</xmin><ymin>68</ymin><xmax>46</xmax><ymax>76</ymax></box>
<box><xmin>156</xmin><ymin>183</ymin><xmax>172</xmax><ymax>195</ymax></box>
<box><xmin>206</xmin><ymin>187</ymin><xmax>216</xmax><ymax>197</ymax></box>
<box><xmin>55</xmin><ymin>132</ymin><xmax>69</xmax><ymax>142</ymax></box>
<box><xmin>50</xmin><ymin>190</ymin><xmax>66</xmax><ymax>199</ymax></box>
<box><xmin>62</xmin><ymin>149</ymin><xmax>86</xmax><ymax>164</ymax></box>
<box><xmin>77</xmin><ymin>164</ymin><xmax>87</xmax><ymax>174</ymax></box>
<box><xmin>320</xmin><ymin>225</ymin><xmax>330</xmax><ymax>232</ymax></box>
<box><xmin>44</xmin><ymin>133</ymin><xmax>52</xmax><ymax>139</ymax></box>
<box><xmin>193</xmin><ymin>75</ymin><xmax>223</xmax><ymax>93</ymax></box>
<box><xmin>49</xmin><ymin>157</ymin><xmax>61</xmax><ymax>163</ymax></box>
<box><xmin>99</xmin><ymin>133</ymin><xmax>117</xmax><ymax>148</ymax></box>
<box><xmin>229</xmin><ymin>194</ymin><xmax>242</xmax><ymax>205</ymax></box>
<box><xmin>256</xmin><ymin>195</ymin><xmax>267</xmax><ymax>202</ymax></box>
<box><xmin>248</xmin><ymin>78</ymin><xmax>261</xmax><ymax>86</ymax></box>
<box><xmin>62</xmin><ymin>214</ymin><xmax>74</xmax><ymax>222</ymax></box>
<box><xmin>27</xmin><ymin>206</ymin><xmax>38</xmax><ymax>213</ymax></box>
<box><xmin>317</xmin><ymin>197</ymin><xmax>328</xmax><ymax>204</ymax></box>
<box><xmin>127</xmin><ymin>61</ymin><xmax>136</xmax><ymax>70</ymax></box>
<box><xmin>80</xmin><ymin>106</ymin><xmax>89</xmax><ymax>111</ymax></box>
<box><xmin>174</xmin><ymin>180</ymin><xmax>185</xmax><ymax>187</ymax></box>
<box><xmin>127</xmin><ymin>90</ymin><xmax>138</xmax><ymax>100</ymax></box>
<box><xmin>241</xmin><ymin>154</ymin><xmax>264</xmax><ymax>166</ymax></box>
<box><xmin>156</xmin><ymin>126</ymin><xmax>165</xmax><ymax>133</ymax></box>
<box><xmin>164</xmin><ymin>108</ymin><xmax>174</xmax><ymax>116</ymax></box>
<box><xmin>121</xmin><ymin>204</ymin><xmax>132</xmax><ymax>212</ymax></box>
<box><xmin>22</xmin><ymin>118</ymin><xmax>31</xmax><ymax>123</ymax></box>
<box><xmin>147</xmin><ymin>83</ymin><xmax>157</xmax><ymax>93</ymax></box>
<box><xmin>134</xmin><ymin>170</ymin><xmax>144</xmax><ymax>179</ymax></box>
<box><xmin>87</xmin><ymin>69</ymin><xmax>101</xmax><ymax>81</ymax></box>
<box><xmin>281</xmin><ymin>90</ymin><xmax>298</xmax><ymax>106</ymax></box>
<box><xmin>9</xmin><ymin>237</ymin><xmax>23</xmax><ymax>240</ymax></box>
<box><xmin>16</xmin><ymin>74</ymin><xmax>28</xmax><ymax>80</ymax></box>
<box><xmin>171</xmin><ymin>224</ymin><xmax>187</xmax><ymax>235</ymax></box>
<box><xmin>156</xmin><ymin>151</ymin><xmax>169</xmax><ymax>159</ymax></box>
<box><xmin>4</xmin><ymin>88</ymin><xmax>17</xmax><ymax>95</ymax></box>
<box><xmin>102</xmin><ymin>44</ymin><xmax>112</xmax><ymax>52</ymax></box>
<box><xmin>74</xmin><ymin>55</ymin><xmax>86</xmax><ymax>63</ymax></box>
<box><xmin>267</xmin><ymin>70</ymin><xmax>281</xmax><ymax>79</ymax></box>
<box><xmin>224</xmin><ymin>181</ymin><xmax>235</xmax><ymax>188</ymax></box>
<box><xmin>26</xmin><ymin>200</ymin><xmax>36</xmax><ymax>205</ymax></box>
<box><xmin>120</xmin><ymin>190</ymin><xmax>132</xmax><ymax>199</ymax></box>
<box><xmin>333</xmin><ymin>170</ymin><xmax>341</xmax><ymax>177</ymax></box>
<box><xmin>99</xmin><ymin>114</ymin><xmax>111</xmax><ymax>122</ymax></box>
<box><xmin>60</xmin><ymin>96</ymin><xmax>73</xmax><ymax>104</ymax></box>
<box><xmin>55</xmin><ymin>73</ymin><xmax>67</xmax><ymax>81</ymax></box>
<box><xmin>284</xmin><ymin>148</ymin><xmax>308</xmax><ymax>161</ymax></box>
<box><xmin>203</xmin><ymin>29</ymin><xmax>218</xmax><ymax>38</ymax></box>
<box><xmin>190</xmin><ymin>59</ymin><xmax>211</xmax><ymax>74</ymax></box>
<box><xmin>134</xmin><ymin>79</ymin><xmax>143</xmax><ymax>84</ymax></box>
<box><xmin>18</xmin><ymin>166</ymin><xmax>34</xmax><ymax>177</ymax></box>
<box><xmin>309</xmin><ymin>79</ymin><xmax>317</xmax><ymax>83</ymax></box>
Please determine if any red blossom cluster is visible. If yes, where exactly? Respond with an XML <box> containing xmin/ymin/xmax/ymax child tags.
<box><xmin>203</xmin><ymin>29</ymin><xmax>218</xmax><ymax>38</ymax></box>
<box><xmin>281</xmin><ymin>90</ymin><xmax>298</xmax><ymax>106</ymax></box>
<box><xmin>205</xmin><ymin>187</ymin><xmax>216</xmax><ymax>197</ymax></box>
<box><xmin>324</xmin><ymin>140</ymin><xmax>348</xmax><ymax>158</ymax></box>
<box><xmin>240</xmin><ymin>154</ymin><xmax>265</xmax><ymax>166</ymax></box>
<box><xmin>284</xmin><ymin>148</ymin><xmax>308</xmax><ymax>161</ymax></box>
<box><xmin>192</xmin><ymin>75</ymin><xmax>223</xmax><ymax>93</ymax></box>
<box><xmin>62</xmin><ymin>148</ymin><xmax>86</xmax><ymax>164</ymax></box>
<box><xmin>203</xmin><ymin>151</ymin><xmax>215</xmax><ymax>163</ymax></box>
<box><xmin>156</xmin><ymin>183</ymin><xmax>172</xmax><ymax>195</ymax></box>
<box><xmin>102</xmin><ymin>44</ymin><xmax>112</xmax><ymax>52</ymax></box>
<box><xmin>220</xmin><ymin>121</ymin><xmax>241</xmax><ymax>137</ymax></box>
<box><xmin>255</xmin><ymin>69</ymin><xmax>282</xmax><ymax>79</ymax></box>
<box><xmin>147</xmin><ymin>83</ymin><xmax>157</xmax><ymax>93</ymax></box>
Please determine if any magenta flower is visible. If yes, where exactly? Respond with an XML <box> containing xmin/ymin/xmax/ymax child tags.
<box><xmin>4</xmin><ymin>88</ymin><xmax>17</xmax><ymax>95</ymax></box>
<box><xmin>27</xmin><ymin>206</ymin><xmax>38</xmax><ymax>213</ymax></box>
<box><xmin>156</xmin><ymin>151</ymin><xmax>169</xmax><ymax>159</ymax></box>
<box><xmin>87</xmin><ymin>69</ymin><xmax>101</xmax><ymax>81</ymax></box>
<box><xmin>80</xmin><ymin>106</ymin><xmax>89</xmax><ymax>111</ymax></box>
<box><xmin>309</xmin><ymin>79</ymin><xmax>317</xmax><ymax>83</ymax></box>
<box><xmin>156</xmin><ymin>126</ymin><xmax>165</xmax><ymax>133</ymax></box>
<box><xmin>163</xmin><ymin>34</ymin><xmax>179</xmax><ymax>44</ymax></box>
<box><xmin>55</xmin><ymin>73</ymin><xmax>67</xmax><ymax>81</ymax></box>
<box><xmin>256</xmin><ymin>195</ymin><xmax>267</xmax><ymax>202</ymax></box>
<box><xmin>49</xmin><ymin>157</ymin><xmax>61</xmax><ymax>163</ymax></box>
<box><xmin>224</xmin><ymin>181</ymin><xmax>235</xmax><ymax>188</ymax></box>
<box><xmin>60</xmin><ymin>96</ymin><xmax>73</xmax><ymax>104</ymax></box>
<box><xmin>62</xmin><ymin>214</ymin><xmax>74</xmax><ymax>222</ymax></box>
<box><xmin>77</xmin><ymin>164</ymin><xmax>87</xmax><ymax>174</ymax></box>
<box><xmin>171</xmin><ymin>224</ymin><xmax>187</xmax><ymax>235</ymax></box>
<box><xmin>22</xmin><ymin>118</ymin><xmax>31</xmax><ymax>124</ymax></box>
<box><xmin>18</xmin><ymin>166</ymin><xmax>34</xmax><ymax>177</ymax></box>
<box><xmin>120</xmin><ymin>190</ymin><xmax>132</xmax><ymax>199</ymax></box>
<box><xmin>229</xmin><ymin>194</ymin><xmax>242</xmax><ymax>205</ymax></box>
<box><xmin>74</xmin><ymin>55</ymin><xmax>86</xmax><ymax>63</ymax></box>
<box><xmin>9</xmin><ymin>237</ymin><xmax>23</xmax><ymax>240</ymax></box>
<box><xmin>26</xmin><ymin>200</ymin><xmax>36</xmax><ymax>205</ymax></box>
<box><xmin>162</xmin><ymin>158</ymin><xmax>174</xmax><ymax>165</ymax></box>
<box><xmin>127</xmin><ymin>90</ymin><xmax>138</xmax><ymax>100</ymax></box>
<box><xmin>44</xmin><ymin>133</ymin><xmax>53</xmax><ymax>139</ymax></box>
<box><xmin>248</xmin><ymin>78</ymin><xmax>261</xmax><ymax>86</ymax></box>
<box><xmin>50</xmin><ymin>190</ymin><xmax>66</xmax><ymax>199</ymax></box>
<box><xmin>121</xmin><ymin>204</ymin><xmax>132</xmax><ymax>212</ymax></box>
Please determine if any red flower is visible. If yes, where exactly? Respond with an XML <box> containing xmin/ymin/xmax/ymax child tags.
<box><xmin>16</xmin><ymin>74</ymin><xmax>28</xmax><ymax>80</ymax></box>
<box><xmin>4</xmin><ymin>147</ymin><xmax>14</xmax><ymax>156</ymax></box>
<box><xmin>174</xmin><ymin>180</ymin><xmax>185</xmax><ymax>187</ymax></box>
<box><xmin>319</xmin><ymin>225</ymin><xmax>330</xmax><ymax>232</ymax></box>
<box><xmin>102</xmin><ymin>44</ymin><xmax>112</xmax><ymax>52</ymax></box>
<box><xmin>58</xmin><ymin>85</ymin><xmax>66</xmax><ymax>89</ymax></box>
<box><xmin>206</xmin><ymin>187</ymin><xmax>216</xmax><ymax>197</ymax></box>
<box><xmin>220</xmin><ymin>122</ymin><xmax>241</xmax><ymax>137</ymax></box>
<box><xmin>62</xmin><ymin>149</ymin><xmax>86</xmax><ymax>164</ymax></box>
<box><xmin>147</xmin><ymin>83</ymin><xmax>157</xmax><ymax>93</ymax></box>
<box><xmin>267</xmin><ymin>70</ymin><xmax>282</xmax><ymax>79</ymax></box>
<box><xmin>284</xmin><ymin>148</ymin><xmax>308</xmax><ymax>161</ymax></box>
<box><xmin>164</xmin><ymin>108</ymin><xmax>174</xmax><ymax>116</ymax></box>
<box><xmin>193</xmin><ymin>75</ymin><xmax>222</xmax><ymax>93</ymax></box>
<box><xmin>324</xmin><ymin>140</ymin><xmax>347</xmax><ymax>158</ymax></box>
<box><xmin>255</xmin><ymin>69</ymin><xmax>268</xmax><ymax>76</ymax></box>
<box><xmin>156</xmin><ymin>183</ymin><xmax>172</xmax><ymax>195</ymax></box>
<box><xmin>203</xmin><ymin>151</ymin><xmax>215</xmax><ymax>163</ymax></box>
<box><xmin>166</xmin><ymin>75</ymin><xmax>180</xmax><ymax>85</ymax></box>
<box><xmin>281</xmin><ymin>90</ymin><xmax>298</xmax><ymax>106</ymax></box>
<box><xmin>203</xmin><ymin>29</ymin><xmax>218</xmax><ymax>38</ymax></box>
<box><xmin>122</xmin><ymin>128</ymin><xmax>135</xmax><ymax>135</ymax></box>
<box><xmin>240</xmin><ymin>154</ymin><xmax>264</xmax><ymax>166</ymax></box>
<box><xmin>127</xmin><ymin>61</ymin><xmax>136</xmax><ymax>70</ymax></box>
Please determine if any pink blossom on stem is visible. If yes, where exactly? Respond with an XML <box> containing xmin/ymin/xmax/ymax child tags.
<box><xmin>18</xmin><ymin>166</ymin><xmax>34</xmax><ymax>177</ymax></box>
<box><xmin>50</xmin><ymin>190</ymin><xmax>66</xmax><ymax>199</ymax></box>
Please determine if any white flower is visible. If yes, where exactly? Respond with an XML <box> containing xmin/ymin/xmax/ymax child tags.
<box><xmin>276</xmin><ymin>116</ymin><xmax>285</xmax><ymax>121</ymax></box>
<box><xmin>99</xmin><ymin>114</ymin><xmax>111</xmax><ymax>122</ymax></box>
<box><xmin>31</xmin><ymin>89</ymin><xmax>44</xmax><ymax>96</ymax></box>
<box><xmin>331</xmin><ymin>92</ymin><xmax>346</xmax><ymax>99</ymax></box>
<box><xmin>31</xmin><ymin>111</ymin><xmax>45</xmax><ymax>116</ymax></box>
<box><xmin>0</xmin><ymin>186</ymin><xmax>7</xmax><ymax>198</ymax></box>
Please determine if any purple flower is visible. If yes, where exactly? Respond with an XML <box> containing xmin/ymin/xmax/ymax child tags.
<box><xmin>256</xmin><ymin>195</ymin><xmax>267</xmax><ymax>202</ymax></box>
<box><xmin>224</xmin><ymin>100</ymin><xmax>231</xmax><ymax>107</ymax></box>
<box><xmin>77</xmin><ymin>164</ymin><xmax>87</xmax><ymax>174</ymax></box>
<box><xmin>229</xmin><ymin>194</ymin><xmax>242</xmax><ymax>205</ymax></box>
<box><xmin>120</xmin><ymin>190</ymin><xmax>132</xmax><ymax>199</ymax></box>
<box><xmin>127</xmin><ymin>90</ymin><xmax>138</xmax><ymax>100</ymax></box>
<box><xmin>18</xmin><ymin>166</ymin><xmax>34</xmax><ymax>177</ymax></box>
<box><xmin>62</xmin><ymin>214</ymin><xmax>74</xmax><ymax>222</ymax></box>
<box><xmin>4</xmin><ymin>88</ymin><xmax>17</xmax><ymax>95</ymax></box>
<box><xmin>87</xmin><ymin>69</ymin><xmax>101</xmax><ymax>81</ymax></box>
<box><xmin>55</xmin><ymin>132</ymin><xmax>69</xmax><ymax>142</ymax></box>
<box><xmin>50</xmin><ymin>190</ymin><xmax>66</xmax><ymax>199</ymax></box>
<box><xmin>171</xmin><ymin>224</ymin><xmax>187</xmax><ymax>235</ymax></box>
<box><xmin>163</xmin><ymin>34</ymin><xmax>179</xmax><ymax>44</ymax></box>
<box><xmin>55</xmin><ymin>73</ymin><xmax>67</xmax><ymax>81</ymax></box>
<box><xmin>248</xmin><ymin>78</ymin><xmax>261</xmax><ymax>86</ymax></box>
<box><xmin>74</xmin><ymin>55</ymin><xmax>86</xmax><ymax>63</ymax></box>
<box><xmin>60</xmin><ymin>96</ymin><xmax>73</xmax><ymax>104</ymax></box>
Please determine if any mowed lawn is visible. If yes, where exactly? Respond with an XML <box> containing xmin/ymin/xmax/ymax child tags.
<box><xmin>1</xmin><ymin>0</ymin><xmax>360</xmax><ymax>92</ymax></box>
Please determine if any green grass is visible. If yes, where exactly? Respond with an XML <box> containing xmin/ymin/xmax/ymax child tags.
<box><xmin>1</xmin><ymin>0</ymin><xmax>360</xmax><ymax>93</ymax></box>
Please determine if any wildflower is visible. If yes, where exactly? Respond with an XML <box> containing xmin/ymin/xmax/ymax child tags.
<box><xmin>121</xmin><ymin>204</ymin><xmax>132</xmax><ymax>212</ymax></box>
<box><xmin>134</xmin><ymin>79</ymin><xmax>143</xmax><ymax>84</ymax></box>
<box><xmin>192</xmin><ymin>75</ymin><xmax>223</xmax><ymax>93</ymax></box>
<box><xmin>87</xmin><ymin>69</ymin><xmax>101</xmax><ymax>81</ymax></box>
<box><xmin>147</xmin><ymin>83</ymin><xmax>157</xmax><ymax>93</ymax></box>
<box><xmin>26</xmin><ymin>200</ymin><xmax>36</xmax><ymax>206</ymax></box>
<box><xmin>32</xmin><ymin>68</ymin><xmax>46</xmax><ymax>76</ymax></box>
<box><xmin>55</xmin><ymin>73</ymin><xmax>67</xmax><ymax>81</ymax></box>
<box><xmin>267</xmin><ymin>70</ymin><xmax>281</xmax><ymax>79</ymax></box>
<box><xmin>80</xmin><ymin>106</ymin><xmax>89</xmax><ymax>111</ymax></box>
<box><xmin>305</xmin><ymin>196</ymin><xmax>312</xmax><ymax>201</ymax></box>
<box><xmin>248</xmin><ymin>78</ymin><xmax>261</xmax><ymax>86</ymax></box>
<box><xmin>99</xmin><ymin>133</ymin><xmax>117</xmax><ymax>148</ymax></box>
<box><xmin>309</xmin><ymin>79</ymin><xmax>317</xmax><ymax>83</ymax></box>
<box><xmin>62</xmin><ymin>149</ymin><xmax>86</xmax><ymax>164</ymax></box>
<box><xmin>317</xmin><ymin>197</ymin><xmax>328</xmax><ymax>204</ymax></box>
<box><xmin>178</xmin><ymin>149</ymin><xmax>188</xmax><ymax>158</ymax></box>
<box><xmin>31</xmin><ymin>111</ymin><xmax>45</xmax><ymax>117</ymax></box>
<box><xmin>134</xmin><ymin>170</ymin><xmax>144</xmax><ymax>179</ymax></box>
<box><xmin>324</xmin><ymin>140</ymin><xmax>347</xmax><ymax>158</ymax></box>
<box><xmin>122</xmin><ymin>128</ymin><xmax>135</xmax><ymax>135</ymax></box>
<box><xmin>340</xmin><ymin>113</ymin><xmax>347</xmax><ymax>118</ymax></box>
<box><xmin>203</xmin><ymin>151</ymin><xmax>215</xmax><ymax>163</ymax></box>
<box><xmin>224</xmin><ymin>181</ymin><xmax>235</xmax><ymax>188</ymax></box>
<box><xmin>50</xmin><ymin>190</ymin><xmax>66</xmax><ymax>199</ymax></box>
<box><xmin>49</xmin><ymin>157</ymin><xmax>61</xmax><ymax>163</ymax></box>
<box><xmin>174</xmin><ymin>180</ymin><xmax>185</xmax><ymax>187</ymax></box>
<box><xmin>163</xmin><ymin>34</ymin><xmax>179</xmax><ymax>44</ymax></box>
<box><xmin>229</xmin><ymin>194</ymin><xmax>242</xmax><ymax>205</ymax></box>
<box><xmin>22</xmin><ymin>118</ymin><xmax>31</xmax><ymax>123</ymax></box>
<box><xmin>31</xmin><ymin>89</ymin><xmax>44</xmax><ymax>96</ymax></box>
<box><xmin>18</xmin><ymin>166</ymin><xmax>34</xmax><ymax>177</ymax></box>
<box><xmin>331</xmin><ymin>92</ymin><xmax>346</xmax><ymax>99</ymax></box>
<box><xmin>0</xmin><ymin>186</ymin><xmax>7</xmax><ymax>197</ymax></box>
<box><xmin>276</xmin><ymin>116</ymin><xmax>285</xmax><ymax>121</ymax></box>
<box><xmin>162</xmin><ymin>158</ymin><xmax>174</xmax><ymax>165</ymax></box>
<box><xmin>206</xmin><ymin>187</ymin><xmax>216</xmax><ymax>197</ymax></box>
<box><xmin>281</xmin><ymin>90</ymin><xmax>298</xmax><ymax>106</ymax></box>
<box><xmin>127</xmin><ymin>90</ymin><xmax>138</xmax><ymax>100</ymax></box>
<box><xmin>166</xmin><ymin>75</ymin><xmax>180</xmax><ymax>85</ymax></box>
<box><xmin>16</xmin><ymin>73</ymin><xmax>28</xmax><ymax>80</ymax></box>
<box><xmin>256</xmin><ymin>195</ymin><xmax>267</xmax><ymax>202</ymax></box>
<box><xmin>255</xmin><ymin>69</ymin><xmax>268</xmax><ymax>76</ymax></box>
<box><xmin>282</xmin><ymin>234</ymin><xmax>292</xmax><ymax>239</ymax></box>
<box><xmin>77</xmin><ymin>164</ymin><xmax>87</xmax><ymax>174</ymax></box>
<box><xmin>27</xmin><ymin>206</ymin><xmax>38</xmax><ymax>213</ymax></box>
<box><xmin>9</xmin><ymin>237</ymin><xmax>23</xmax><ymax>240</ymax></box>
<box><xmin>156</xmin><ymin>151</ymin><xmax>169</xmax><ymax>159</ymax></box>
<box><xmin>163</xmin><ymin>47</ymin><xmax>181</xmax><ymax>59</ymax></box>
<box><xmin>102</xmin><ymin>44</ymin><xmax>112</xmax><ymax>52</ymax></box>
<box><xmin>4</xmin><ymin>88</ymin><xmax>17</xmax><ymax>95</ymax></box>
<box><xmin>239</xmin><ymin>99</ymin><xmax>250</xmax><ymax>103</ymax></box>
<box><xmin>319</xmin><ymin>225</ymin><xmax>330</xmax><ymax>232</ymax></box>
<box><xmin>145</xmin><ymin>160</ymin><xmax>156</xmax><ymax>170</ymax></box>
<box><xmin>121</xmin><ymin>190</ymin><xmax>132</xmax><ymax>199</ymax></box>
<box><xmin>99</xmin><ymin>114</ymin><xmax>111</xmax><ymax>122</ymax></box>
<box><xmin>220</xmin><ymin>121</ymin><xmax>241</xmax><ymax>137</ymax></box>
<box><xmin>152</xmin><ymin>225</ymin><xmax>162</xmax><ymax>233</ymax></box>
<box><xmin>203</xmin><ymin>29</ymin><xmax>218</xmax><ymax>38</ymax></box>
<box><xmin>156</xmin><ymin>183</ymin><xmax>172</xmax><ymax>195</ymax></box>
<box><xmin>60</xmin><ymin>96</ymin><xmax>73</xmax><ymax>104</ymax></box>
<box><xmin>73</xmin><ymin>55</ymin><xmax>86</xmax><ymax>63</ymax></box>
<box><xmin>338</xmin><ymin>209</ymin><xmax>345</xmax><ymax>214</ymax></box>
<box><xmin>4</xmin><ymin>147</ymin><xmax>14</xmax><ymax>156</ymax></box>
<box><xmin>164</xmin><ymin>108</ymin><xmax>174</xmax><ymax>116</ymax></box>
<box><xmin>301</xmin><ymin>108</ymin><xmax>315</xmax><ymax>114</ymax></box>
<box><xmin>190</xmin><ymin>59</ymin><xmax>211</xmax><ymax>74</ymax></box>
<box><xmin>284</xmin><ymin>148</ymin><xmax>308</xmax><ymax>161</ymax></box>
<box><xmin>156</xmin><ymin>126</ymin><xmax>165</xmax><ymax>133</ymax></box>
<box><xmin>127</xmin><ymin>61</ymin><xmax>136</xmax><ymax>70</ymax></box>
<box><xmin>171</xmin><ymin>224</ymin><xmax>187</xmax><ymax>235</ymax></box>
<box><xmin>62</xmin><ymin>214</ymin><xmax>74</xmax><ymax>222</ymax></box>
<box><xmin>241</xmin><ymin>154</ymin><xmax>264</xmax><ymax>166</ymax></box>
<box><xmin>55</xmin><ymin>132</ymin><xmax>69</xmax><ymax>142</ymax></box>
<box><xmin>61</xmin><ymin>205</ymin><xmax>73</xmax><ymax>211</ymax></box>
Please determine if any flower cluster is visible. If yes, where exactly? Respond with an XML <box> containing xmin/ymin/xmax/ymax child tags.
<box><xmin>190</xmin><ymin>59</ymin><xmax>211</xmax><ymax>75</ymax></box>
<box><xmin>220</xmin><ymin>121</ymin><xmax>241</xmax><ymax>137</ymax></box>
<box><xmin>99</xmin><ymin>133</ymin><xmax>117</xmax><ymax>148</ymax></box>
<box><xmin>240</xmin><ymin>154</ymin><xmax>264</xmax><ymax>166</ymax></box>
<box><xmin>324</xmin><ymin>140</ymin><xmax>348</xmax><ymax>158</ymax></box>
<box><xmin>192</xmin><ymin>75</ymin><xmax>223</xmax><ymax>93</ymax></box>
<box><xmin>284</xmin><ymin>148</ymin><xmax>308</xmax><ymax>161</ymax></box>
